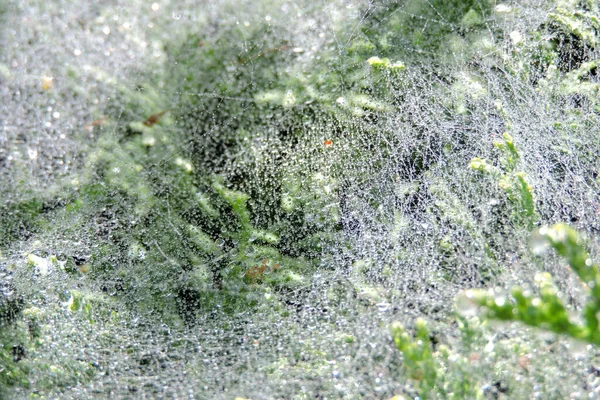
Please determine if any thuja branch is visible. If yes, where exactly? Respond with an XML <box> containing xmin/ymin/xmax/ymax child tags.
<box><xmin>459</xmin><ymin>224</ymin><xmax>600</xmax><ymax>345</ymax></box>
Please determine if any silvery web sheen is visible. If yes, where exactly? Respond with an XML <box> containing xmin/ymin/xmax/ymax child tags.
<box><xmin>1</xmin><ymin>0</ymin><xmax>600</xmax><ymax>398</ymax></box>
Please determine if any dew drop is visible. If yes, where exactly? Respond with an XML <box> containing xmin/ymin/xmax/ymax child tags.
<box><xmin>567</xmin><ymin>339</ymin><xmax>589</xmax><ymax>360</ymax></box>
<box><xmin>455</xmin><ymin>291</ymin><xmax>479</xmax><ymax>317</ymax></box>
<box><xmin>530</xmin><ymin>229</ymin><xmax>549</xmax><ymax>255</ymax></box>
<box><xmin>494</xmin><ymin>294</ymin><xmax>506</xmax><ymax>307</ymax></box>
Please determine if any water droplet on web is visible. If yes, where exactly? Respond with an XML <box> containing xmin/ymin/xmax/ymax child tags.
<box><xmin>494</xmin><ymin>294</ymin><xmax>506</xmax><ymax>307</ymax></box>
<box><xmin>592</xmin><ymin>355</ymin><xmax>600</xmax><ymax>372</ymax></box>
<box><xmin>172</xmin><ymin>12</ymin><xmax>181</xmax><ymax>20</ymax></box>
<box><xmin>455</xmin><ymin>290</ymin><xmax>479</xmax><ymax>317</ymax></box>
<box><xmin>530</xmin><ymin>229</ymin><xmax>549</xmax><ymax>255</ymax></box>
<box><xmin>567</xmin><ymin>339</ymin><xmax>589</xmax><ymax>360</ymax></box>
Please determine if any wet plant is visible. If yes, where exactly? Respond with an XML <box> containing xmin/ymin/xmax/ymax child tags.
<box><xmin>1</xmin><ymin>0</ymin><xmax>600</xmax><ymax>397</ymax></box>
<box><xmin>461</xmin><ymin>224</ymin><xmax>600</xmax><ymax>345</ymax></box>
<box><xmin>470</xmin><ymin>132</ymin><xmax>538</xmax><ymax>229</ymax></box>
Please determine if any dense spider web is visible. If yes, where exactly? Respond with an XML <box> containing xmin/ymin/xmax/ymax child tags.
<box><xmin>1</xmin><ymin>0</ymin><xmax>600</xmax><ymax>398</ymax></box>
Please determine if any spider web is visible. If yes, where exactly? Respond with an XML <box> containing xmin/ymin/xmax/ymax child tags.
<box><xmin>1</xmin><ymin>0</ymin><xmax>600</xmax><ymax>398</ymax></box>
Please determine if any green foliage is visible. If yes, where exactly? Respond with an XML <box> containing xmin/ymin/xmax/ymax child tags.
<box><xmin>0</xmin><ymin>276</ymin><xmax>29</xmax><ymax>394</ymax></box>
<box><xmin>518</xmin><ymin>1</ymin><xmax>600</xmax><ymax>109</ymax></box>
<box><xmin>3</xmin><ymin>0</ymin><xmax>600</xmax><ymax>397</ymax></box>
<box><xmin>0</xmin><ymin>197</ymin><xmax>45</xmax><ymax>249</ymax></box>
<box><xmin>390</xmin><ymin>319</ymin><xmax>438</xmax><ymax>393</ymax></box>
<box><xmin>66</xmin><ymin>102</ymin><xmax>329</xmax><ymax>322</ymax></box>
<box><xmin>366</xmin><ymin>56</ymin><xmax>406</xmax><ymax>71</ymax></box>
<box><xmin>360</xmin><ymin>0</ymin><xmax>492</xmax><ymax>59</ymax></box>
<box><xmin>549</xmin><ymin>6</ymin><xmax>599</xmax><ymax>48</ymax></box>
<box><xmin>0</xmin><ymin>288</ymin><xmax>28</xmax><ymax>394</ymax></box>
<box><xmin>470</xmin><ymin>133</ymin><xmax>537</xmax><ymax>229</ymax></box>
<box><xmin>1</xmin><ymin>278</ymin><xmax>109</xmax><ymax>394</ymax></box>
<box><xmin>461</xmin><ymin>224</ymin><xmax>600</xmax><ymax>345</ymax></box>
<box><xmin>391</xmin><ymin>224</ymin><xmax>600</xmax><ymax>399</ymax></box>
<box><xmin>390</xmin><ymin>318</ymin><xmax>483</xmax><ymax>399</ymax></box>
<box><xmin>0</xmin><ymin>324</ymin><xmax>30</xmax><ymax>392</ymax></box>
<box><xmin>51</xmin><ymin>14</ymin><xmax>371</xmax><ymax>324</ymax></box>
